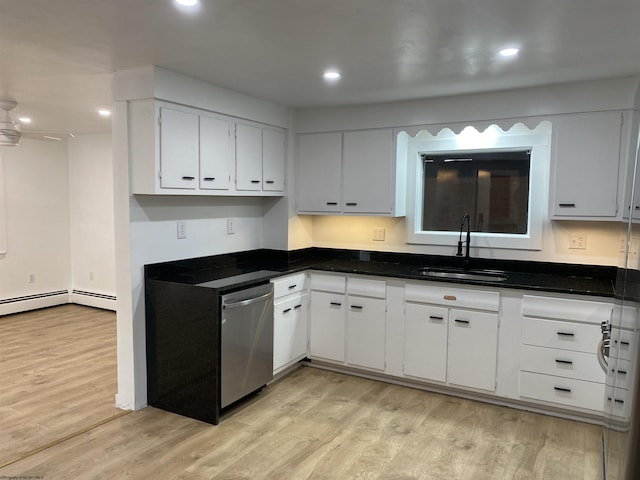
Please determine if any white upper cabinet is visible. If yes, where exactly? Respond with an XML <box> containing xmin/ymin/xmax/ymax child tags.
<box><xmin>262</xmin><ymin>128</ymin><xmax>286</xmax><ymax>192</ymax></box>
<box><xmin>297</xmin><ymin>129</ymin><xmax>405</xmax><ymax>216</ymax></box>
<box><xmin>550</xmin><ymin>111</ymin><xmax>624</xmax><ymax>219</ymax></box>
<box><xmin>235</xmin><ymin>123</ymin><xmax>263</xmax><ymax>191</ymax></box>
<box><xmin>199</xmin><ymin>114</ymin><xmax>233</xmax><ymax>191</ymax></box>
<box><xmin>129</xmin><ymin>100</ymin><xmax>285</xmax><ymax>196</ymax></box>
<box><xmin>343</xmin><ymin>130</ymin><xmax>394</xmax><ymax>214</ymax></box>
<box><xmin>297</xmin><ymin>132</ymin><xmax>343</xmax><ymax>213</ymax></box>
<box><xmin>159</xmin><ymin>107</ymin><xmax>199</xmax><ymax>190</ymax></box>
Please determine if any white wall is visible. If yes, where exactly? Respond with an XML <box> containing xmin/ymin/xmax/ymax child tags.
<box><xmin>68</xmin><ymin>133</ymin><xmax>117</xmax><ymax>309</ymax></box>
<box><xmin>0</xmin><ymin>139</ymin><xmax>71</xmax><ymax>315</ymax></box>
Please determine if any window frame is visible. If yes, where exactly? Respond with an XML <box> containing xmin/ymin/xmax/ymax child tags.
<box><xmin>403</xmin><ymin>123</ymin><xmax>551</xmax><ymax>251</ymax></box>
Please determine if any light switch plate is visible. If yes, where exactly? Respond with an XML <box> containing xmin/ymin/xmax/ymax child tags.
<box><xmin>177</xmin><ymin>220</ymin><xmax>187</xmax><ymax>239</ymax></box>
<box><xmin>227</xmin><ymin>218</ymin><xmax>235</xmax><ymax>235</ymax></box>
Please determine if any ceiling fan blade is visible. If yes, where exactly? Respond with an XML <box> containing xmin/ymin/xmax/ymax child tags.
<box><xmin>20</xmin><ymin>131</ymin><xmax>72</xmax><ymax>141</ymax></box>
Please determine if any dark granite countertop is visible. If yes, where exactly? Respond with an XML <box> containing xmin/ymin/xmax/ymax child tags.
<box><xmin>145</xmin><ymin>247</ymin><xmax>619</xmax><ymax>298</ymax></box>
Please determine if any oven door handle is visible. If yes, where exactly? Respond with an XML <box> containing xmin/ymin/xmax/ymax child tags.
<box><xmin>223</xmin><ymin>291</ymin><xmax>273</xmax><ymax>309</ymax></box>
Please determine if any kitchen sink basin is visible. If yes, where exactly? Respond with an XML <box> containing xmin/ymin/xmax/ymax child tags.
<box><xmin>412</xmin><ymin>267</ymin><xmax>508</xmax><ymax>282</ymax></box>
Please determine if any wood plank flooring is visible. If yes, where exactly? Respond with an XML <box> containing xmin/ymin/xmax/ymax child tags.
<box><xmin>0</xmin><ymin>304</ymin><xmax>119</xmax><ymax>466</ymax></box>
<box><xmin>0</xmin><ymin>304</ymin><xmax>602</xmax><ymax>479</ymax></box>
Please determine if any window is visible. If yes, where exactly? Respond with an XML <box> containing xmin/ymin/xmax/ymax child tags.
<box><xmin>421</xmin><ymin>149</ymin><xmax>530</xmax><ymax>234</ymax></box>
<box><xmin>403</xmin><ymin>122</ymin><xmax>551</xmax><ymax>251</ymax></box>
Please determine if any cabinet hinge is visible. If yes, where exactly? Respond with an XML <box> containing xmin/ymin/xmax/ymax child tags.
<box><xmin>158</xmin><ymin>115</ymin><xmax>162</xmax><ymax>125</ymax></box>
<box><xmin>495</xmin><ymin>380</ymin><xmax>498</xmax><ymax>390</ymax></box>
<box><xmin>158</xmin><ymin>170</ymin><xmax>162</xmax><ymax>179</ymax></box>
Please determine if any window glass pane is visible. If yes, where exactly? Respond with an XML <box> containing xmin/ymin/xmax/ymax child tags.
<box><xmin>420</xmin><ymin>149</ymin><xmax>530</xmax><ymax>234</ymax></box>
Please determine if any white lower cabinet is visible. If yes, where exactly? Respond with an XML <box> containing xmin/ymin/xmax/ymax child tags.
<box><xmin>272</xmin><ymin>273</ymin><xmax>309</xmax><ymax>374</ymax></box>
<box><xmin>346</xmin><ymin>280</ymin><xmax>386</xmax><ymax>371</ymax></box>
<box><xmin>404</xmin><ymin>303</ymin><xmax>448</xmax><ymax>382</ymax></box>
<box><xmin>298</xmin><ymin>272</ymin><xmax>629</xmax><ymax>423</ymax></box>
<box><xmin>273</xmin><ymin>295</ymin><xmax>308</xmax><ymax>373</ymax></box>
<box><xmin>308</xmin><ymin>272</ymin><xmax>386</xmax><ymax>371</ymax></box>
<box><xmin>403</xmin><ymin>283</ymin><xmax>499</xmax><ymax>392</ymax></box>
<box><xmin>309</xmin><ymin>290</ymin><xmax>346</xmax><ymax>362</ymax></box>
<box><xmin>519</xmin><ymin>294</ymin><xmax>611</xmax><ymax>414</ymax></box>
<box><xmin>447</xmin><ymin>309</ymin><xmax>499</xmax><ymax>391</ymax></box>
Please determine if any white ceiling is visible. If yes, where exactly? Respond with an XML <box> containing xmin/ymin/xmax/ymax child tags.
<box><xmin>2</xmin><ymin>0</ymin><xmax>640</xmax><ymax>135</ymax></box>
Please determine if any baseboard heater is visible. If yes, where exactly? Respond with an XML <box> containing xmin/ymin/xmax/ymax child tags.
<box><xmin>0</xmin><ymin>290</ymin><xmax>69</xmax><ymax>305</ymax></box>
<box><xmin>71</xmin><ymin>290</ymin><xmax>117</xmax><ymax>301</ymax></box>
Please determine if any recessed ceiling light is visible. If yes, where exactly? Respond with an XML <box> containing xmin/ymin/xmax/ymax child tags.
<box><xmin>98</xmin><ymin>109</ymin><xmax>111</xmax><ymax>117</ymax></box>
<box><xmin>175</xmin><ymin>0</ymin><xmax>198</xmax><ymax>6</ymax></box>
<box><xmin>323</xmin><ymin>70</ymin><xmax>341</xmax><ymax>82</ymax></box>
<box><xmin>19</xmin><ymin>117</ymin><xmax>31</xmax><ymax>124</ymax></box>
<box><xmin>499</xmin><ymin>47</ymin><xmax>520</xmax><ymax>57</ymax></box>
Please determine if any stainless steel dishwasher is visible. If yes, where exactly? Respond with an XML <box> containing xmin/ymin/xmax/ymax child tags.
<box><xmin>220</xmin><ymin>282</ymin><xmax>274</xmax><ymax>408</ymax></box>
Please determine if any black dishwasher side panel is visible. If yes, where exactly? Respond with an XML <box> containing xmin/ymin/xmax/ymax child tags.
<box><xmin>146</xmin><ymin>279</ymin><xmax>221</xmax><ymax>425</ymax></box>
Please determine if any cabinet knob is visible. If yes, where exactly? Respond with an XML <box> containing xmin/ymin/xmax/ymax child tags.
<box><xmin>443</xmin><ymin>295</ymin><xmax>457</xmax><ymax>301</ymax></box>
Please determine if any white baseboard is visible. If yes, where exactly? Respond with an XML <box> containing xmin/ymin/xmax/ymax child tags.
<box><xmin>70</xmin><ymin>290</ymin><xmax>117</xmax><ymax>311</ymax></box>
<box><xmin>0</xmin><ymin>290</ymin><xmax>70</xmax><ymax>316</ymax></box>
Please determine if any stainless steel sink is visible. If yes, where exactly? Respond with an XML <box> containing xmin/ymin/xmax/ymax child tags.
<box><xmin>412</xmin><ymin>267</ymin><xmax>508</xmax><ymax>282</ymax></box>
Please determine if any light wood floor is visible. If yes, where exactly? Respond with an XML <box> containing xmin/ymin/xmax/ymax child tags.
<box><xmin>0</xmin><ymin>304</ymin><xmax>603</xmax><ymax>479</ymax></box>
<box><xmin>0</xmin><ymin>304</ymin><xmax>119</xmax><ymax>466</ymax></box>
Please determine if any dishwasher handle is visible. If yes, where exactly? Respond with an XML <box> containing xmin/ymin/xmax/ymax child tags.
<box><xmin>223</xmin><ymin>291</ymin><xmax>273</xmax><ymax>309</ymax></box>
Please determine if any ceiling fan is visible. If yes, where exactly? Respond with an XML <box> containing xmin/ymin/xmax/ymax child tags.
<box><xmin>0</xmin><ymin>99</ymin><xmax>72</xmax><ymax>146</ymax></box>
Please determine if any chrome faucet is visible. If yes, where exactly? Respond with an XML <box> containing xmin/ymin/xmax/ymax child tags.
<box><xmin>456</xmin><ymin>213</ymin><xmax>471</xmax><ymax>264</ymax></box>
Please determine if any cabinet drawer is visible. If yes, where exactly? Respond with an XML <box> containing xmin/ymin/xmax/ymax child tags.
<box><xmin>309</xmin><ymin>272</ymin><xmax>346</xmax><ymax>293</ymax></box>
<box><xmin>273</xmin><ymin>273</ymin><xmax>307</xmax><ymax>299</ymax></box>
<box><xmin>606</xmin><ymin>358</ymin><xmax>634</xmax><ymax>391</ymax></box>
<box><xmin>610</xmin><ymin>328</ymin><xmax>637</xmax><ymax>361</ymax></box>
<box><xmin>519</xmin><ymin>371</ymin><xmax>605</xmax><ymax>412</ymax></box>
<box><xmin>522</xmin><ymin>318</ymin><xmax>600</xmax><ymax>353</ymax></box>
<box><xmin>522</xmin><ymin>295</ymin><xmax>612</xmax><ymax>325</ymax></box>
<box><xmin>605</xmin><ymin>385</ymin><xmax>632</xmax><ymax>420</ymax></box>
<box><xmin>405</xmin><ymin>283</ymin><xmax>499</xmax><ymax>312</ymax></box>
<box><xmin>520</xmin><ymin>344</ymin><xmax>605</xmax><ymax>383</ymax></box>
<box><xmin>347</xmin><ymin>276</ymin><xmax>386</xmax><ymax>299</ymax></box>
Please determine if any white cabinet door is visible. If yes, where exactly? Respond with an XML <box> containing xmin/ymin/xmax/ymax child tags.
<box><xmin>346</xmin><ymin>295</ymin><xmax>386</xmax><ymax>371</ymax></box>
<box><xmin>447</xmin><ymin>309</ymin><xmax>498</xmax><ymax>391</ymax></box>
<box><xmin>552</xmin><ymin>111</ymin><xmax>622</xmax><ymax>218</ymax></box>
<box><xmin>236</xmin><ymin>123</ymin><xmax>263</xmax><ymax>191</ymax></box>
<box><xmin>309</xmin><ymin>290</ymin><xmax>345</xmax><ymax>362</ymax></box>
<box><xmin>403</xmin><ymin>303</ymin><xmax>448</xmax><ymax>382</ymax></box>
<box><xmin>159</xmin><ymin>107</ymin><xmax>199</xmax><ymax>189</ymax></box>
<box><xmin>273</xmin><ymin>295</ymin><xmax>308</xmax><ymax>372</ymax></box>
<box><xmin>343</xmin><ymin>129</ymin><xmax>393</xmax><ymax>214</ymax></box>
<box><xmin>262</xmin><ymin>128</ymin><xmax>285</xmax><ymax>192</ymax></box>
<box><xmin>297</xmin><ymin>132</ymin><xmax>342</xmax><ymax>213</ymax></box>
<box><xmin>199</xmin><ymin>115</ymin><xmax>232</xmax><ymax>191</ymax></box>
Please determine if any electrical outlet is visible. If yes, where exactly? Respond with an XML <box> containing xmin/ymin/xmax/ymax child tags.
<box><xmin>227</xmin><ymin>218</ymin><xmax>235</xmax><ymax>235</ymax></box>
<box><xmin>177</xmin><ymin>220</ymin><xmax>187</xmax><ymax>239</ymax></box>
<box><xmin>568</xmin><ymin>233</ymin><xmax>587</xmax><ymax>250</ymax></box>
<box><xmin>372</xmin><ymin>228</ymin><xmax>386</xmax><ymax>241</ymax></box>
